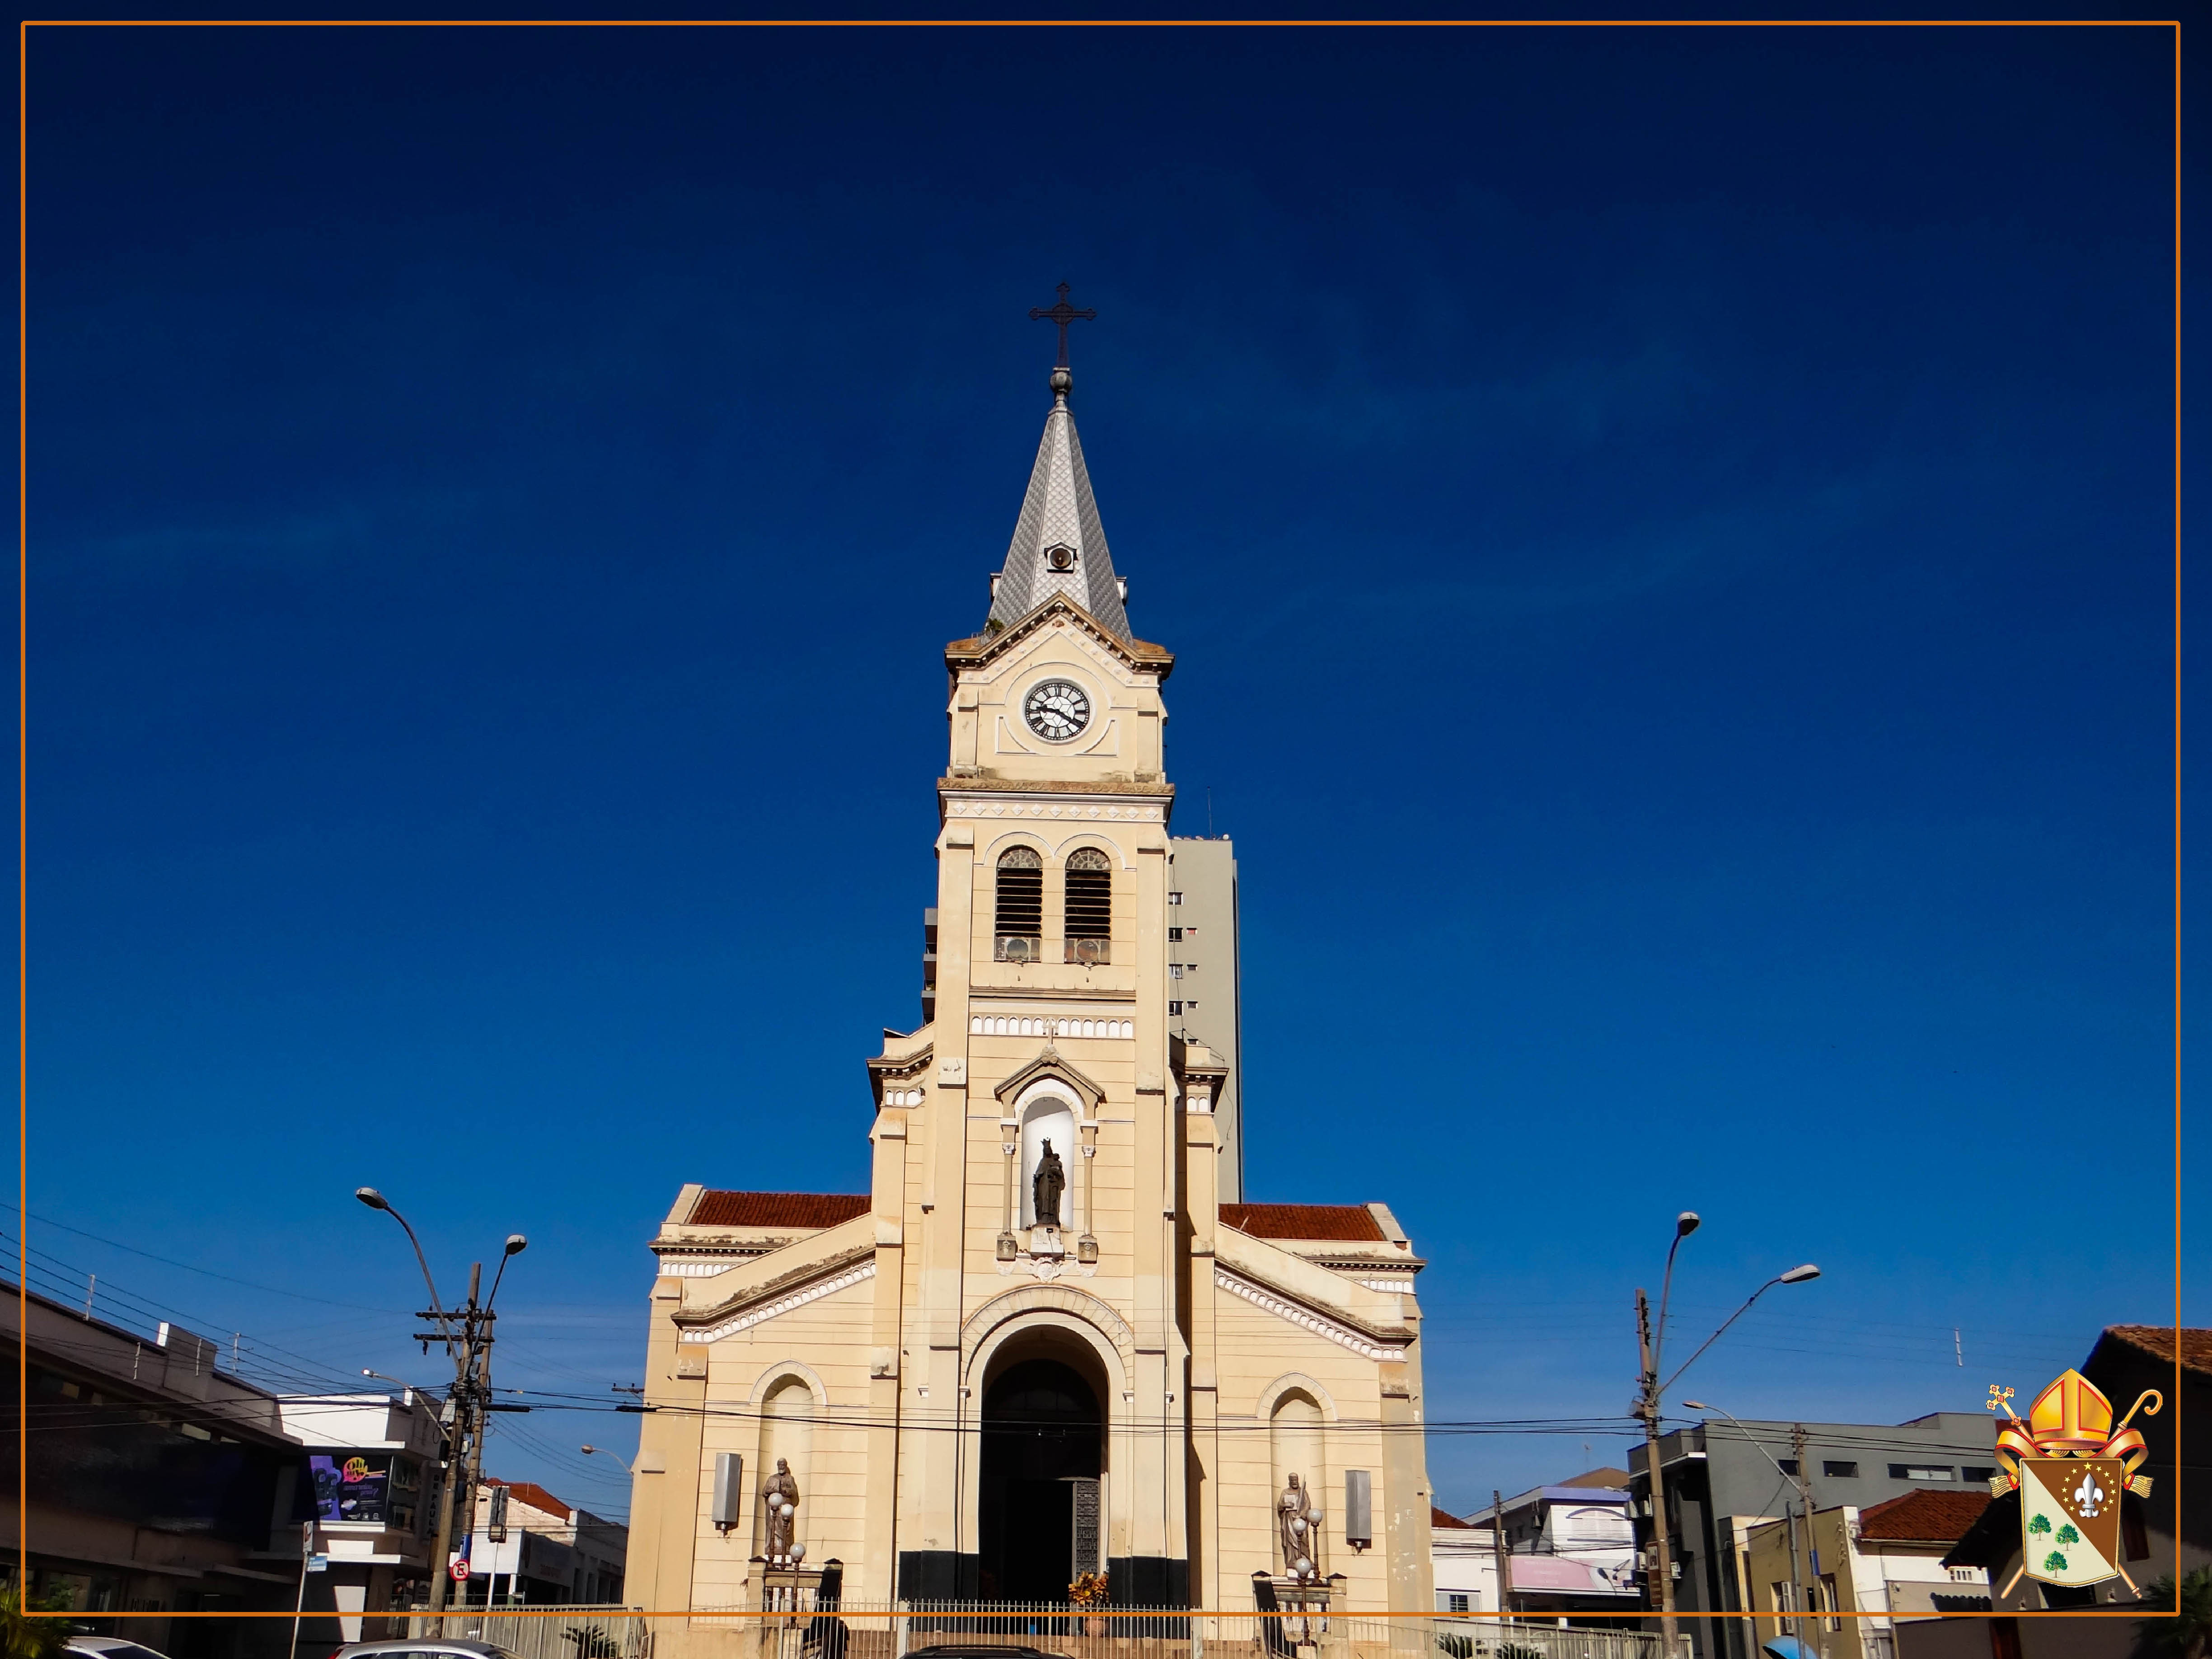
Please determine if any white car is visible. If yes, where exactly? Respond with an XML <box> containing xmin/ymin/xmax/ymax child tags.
<box><xmin>332</xmin><ymin>1641</ymin><xmax>523</xmax><ymax>1659</ymax></box>
<box><xmin>66</xmin><ymin>1638</ymin><xmax>173</xmax><ymax>1659</ymax></box>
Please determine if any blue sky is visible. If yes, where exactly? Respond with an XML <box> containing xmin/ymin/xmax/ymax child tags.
<box><xmin>24</xmin><ymin>21</ymin><xmax>2199</xmax><ymax>1527</ymax></box>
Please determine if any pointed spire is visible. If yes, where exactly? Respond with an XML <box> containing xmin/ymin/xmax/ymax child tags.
<box><xmin>986</xmin><ymin>286</ymin><xmax>1130</xmax><ymax>640</ymax></box>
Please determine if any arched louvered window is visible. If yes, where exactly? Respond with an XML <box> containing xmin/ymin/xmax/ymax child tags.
<box><xmin>1065</xmin><ymin>848</ymin><xmax>1111</xmax><ymax>964</ymax></box>
<box><xmin>995</xmin><ymin>847</ymin><xmax>1043</xmax><ymax>962</ymax></box>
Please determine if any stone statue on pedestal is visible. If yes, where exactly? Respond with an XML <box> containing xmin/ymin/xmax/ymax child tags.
<box><xmin>1278</xmin><ymin>1473</ymin><xmax>1317</xmax><ymax>1579</ymax></box>
<box><xmin>764</xmin><ymin>1457</ymin><xmax>800</xmax><ymax>1562</ymax></box>
<box><xmin>1032</xmin><ymin>1139</ymin><xmax>1066</xmax><ymax>1229</ymax></box>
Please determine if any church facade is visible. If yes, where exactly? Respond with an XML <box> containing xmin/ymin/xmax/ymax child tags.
<box><xmin>622</xmin><ymin>344</ymin><xmax>1438</xmax><ymax>1616</ymax></box>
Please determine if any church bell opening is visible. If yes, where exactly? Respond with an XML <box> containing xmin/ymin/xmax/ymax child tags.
<box><xmin>976</xmin><ymin>1355</ymin><xmax>1103</xmax><ymax>1603</ymax></box>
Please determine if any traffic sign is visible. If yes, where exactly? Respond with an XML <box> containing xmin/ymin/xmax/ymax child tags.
<box><xmin>450</xmin><ymin>1558</ymin><xmax>471</xmax><ymax>1582</ymax></box>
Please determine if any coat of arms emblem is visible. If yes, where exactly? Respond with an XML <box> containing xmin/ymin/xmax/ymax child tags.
<box><xmin>1986</xmin><ymin>1369</ymin><xmax>2160</xmax><ymax>1596</ymax></box>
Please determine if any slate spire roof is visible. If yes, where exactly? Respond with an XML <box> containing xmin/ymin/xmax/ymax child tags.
<box><xmin>985</xmin><ymin>368</ymin><xmax>1132</xmax><ymax>640</ymax></box>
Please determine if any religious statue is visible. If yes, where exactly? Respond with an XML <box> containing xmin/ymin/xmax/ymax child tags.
<box><xmin>1278</xmin><ymin>1473</ymin><xmax>1320</xmax><ymax>1579</ymax></box>
<box><xmin>763</xmin><ymin>1457</ymin><xmax>801</xmax><ymax>1563</ymax></box>
<box><xmin>1032</xmin><ymin>1139</ymin><xmax>1066</xmax><ymax>1229</ymax></box>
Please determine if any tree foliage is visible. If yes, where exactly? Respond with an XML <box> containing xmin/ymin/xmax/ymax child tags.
<box><xmin>0</xmin><ymin>1585</ymin><xmax>71</xmax><ymax>1659</ymax></box>
<box><xmin>2029</xmin><ymin>1513</ymin><xmax>2053</xmax><ymax>1535</ymax></box>
<box><xmin>2056</xmin><ymin>1523</ymin><xmax>2081</xmax><ymax>1545</ymax></box>
<box><xmin>2136</xmin><ymin>1565</ymin><xmax>2212</xmax><ymax>1659</ymax></box>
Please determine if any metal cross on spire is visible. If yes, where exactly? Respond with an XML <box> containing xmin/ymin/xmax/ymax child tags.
<box><xmin>1029</xmin><ymin>281</ymin><xmax>1096</xmax><ymax>369</ymax></box>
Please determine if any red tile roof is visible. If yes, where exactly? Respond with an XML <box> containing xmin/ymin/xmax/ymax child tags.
<box><xmin>485</xmin><ymin>1478</ymin><xmax>571</xmax><ymax>1520</ymax></box>
<box><xmin>689</xmin><ymin>1191</ymin><xmax>871</xmax><ymax>1228</ymax></box>
<box><xmin>1220</xmin><ymin>1203</ymin><xmax>1386</xmax><ymax>1242</ymax></box>
<box><xmin>2103</xmin><ymin>1324</ymin><xmax>2212</xmax><ymax>1377</ymax></box>
<box><xmin>1857</xmin><ymin>1489</ymin><xmax>1991</xmax><ymax>1545</ymax></box>
<box><xmin>1432</xmin><ymin>1506</ymin><xmax>1475</xmax><ymax>1529</ymax></box>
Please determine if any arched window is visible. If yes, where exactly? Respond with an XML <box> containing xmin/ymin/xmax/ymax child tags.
<box><xmin>1064</xmin><ymin>848</ymin><xmax>1111</xmax><ymax>964</ymax></box>
<box><xmin>996</xmin><ymin>847</ymin><xmax>1043</xmax><ymax>961</ymax></box>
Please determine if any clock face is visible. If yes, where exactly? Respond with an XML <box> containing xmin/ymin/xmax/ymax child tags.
<box><xmin>1024</xmin><ymin>678</ymin><xmax>1092</xmax><ymax>743</ymax></box>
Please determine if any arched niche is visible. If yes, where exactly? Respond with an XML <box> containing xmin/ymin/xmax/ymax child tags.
<box><xmin>750</xmin><ymin>1368</ymin><xmax>819</xmax><ymax>1561</ymax></box>
<box><xmin>1269</xmin><ymin>1386</ymin><xmax>1327</xmax><ymax>1579</ymax></box>
<box><xmin>1017</xmin><ymin>1086</ymin><xmax>1078</xmax><ymax>1229</ymax></box>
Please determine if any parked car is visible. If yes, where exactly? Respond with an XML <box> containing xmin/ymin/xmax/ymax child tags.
<box><xmin>66</xmin><ymin>1638</ymin><xmax>173</xmax><ymax>1659</ymax></box>
<box><xmin>333</xmin><ymin>1642</ymin><xmax>524</xmax><ymax>1659</ymax></box>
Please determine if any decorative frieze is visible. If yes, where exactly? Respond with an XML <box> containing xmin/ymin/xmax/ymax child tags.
<box><xmin>946</xmin><ymin>799</ymin><xmax>1163</xmax><ymax>822</ymax></box>
<box><xmin>680</xmin><ymin>1263</ymin><xmax>877</xmax><ymax>1345</ymax></box>
<box><xmin>971</xmin><ymin>1015</ymin><xmax>1133</xmax><ymax>1039</ymax></box>
<box><xmin>1215</xmin><ymin>1267</ymin><xmax>1397</xmax><ymax>1363</ymax></box>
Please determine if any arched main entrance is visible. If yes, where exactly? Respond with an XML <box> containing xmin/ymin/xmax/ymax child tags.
<box><xmin>977</xmin><ymin>1355</ymin><xmax>1103</xmax><ymax>1603</ymax></box>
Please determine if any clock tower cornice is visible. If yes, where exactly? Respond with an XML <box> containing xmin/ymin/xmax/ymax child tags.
<box><xmin>946</xmin><ymin>593</ymin><xmax>1174</xmax><ymax>683</ymax></box>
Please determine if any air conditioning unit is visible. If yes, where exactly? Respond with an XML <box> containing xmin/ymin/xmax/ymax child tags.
<box><xmin>1068</xmin><ymin>937</ymin><xmax>1110</xmax><ymax>965</ymax></box>
<box><xmin>1000</xmin><ymin>937</ymin><xmax>1036</xmax><ymax>963</ymax></box>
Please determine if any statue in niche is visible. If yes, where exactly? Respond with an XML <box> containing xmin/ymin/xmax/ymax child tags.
<box><xmin>1032</xmin><ymin>1139</ymin><xmax>1066</xmax><ymax>1230</ymax></box>
<box><xmin>1278</xmin><ymin>1473</ymin><xmax>1319</xmax><ymax>1579</ymax></box>
<box><xmin>763</xmin><ymin>1457</ymin><xmax>800</xmax><ymax>1563</ymax></box>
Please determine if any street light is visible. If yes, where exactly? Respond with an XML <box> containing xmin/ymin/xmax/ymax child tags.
<box><xmin>1683</xmin><ymin>1401</ymin><xmax>1817</xmax><ymax>1658</ymax></box>
<box><xmin>356</xmin><ymin>1187</ymin><xmax>457</xmax><ymax>1349</ymax></box>
<box><xmin>362</xmin><ymin>1368</ymin><xmax>425</xmax><ymax>1406</ymax></box>
<box><xmin>1634</xmin><ymin>1223</ymin><xmax>1820</xmax><ymax>1652</ymax></box>
<box><xmin>580</xmin><ymin>1445</ymin><xmax>634</xmax><ymax>1475</ymax></box>
<box><xmin>356</xmin><ymin>1188</ymin><xmax>529</xmax><ymax>1626</ymax></box>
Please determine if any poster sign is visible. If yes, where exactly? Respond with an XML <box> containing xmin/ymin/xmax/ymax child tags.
<box><xmin>310</xmin><ymin>1454</ymin><xmax>392</xmax><ymax>1525</ymax></box>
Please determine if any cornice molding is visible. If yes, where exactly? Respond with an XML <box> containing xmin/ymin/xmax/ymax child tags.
<box><xmin>678</xmin><ymin>1257</ymin><xmax>877</xmax><ymax>1345</ymax></box>
<box><xmin>674</xmin><ymin>1241</ymin><xmax>878</xmax><ymax>1331</ymax></box>
<box><xmin>1213</xmin><ymin>1265</ymin><xmax>1411</xmax><ymax>1360</ymax></box>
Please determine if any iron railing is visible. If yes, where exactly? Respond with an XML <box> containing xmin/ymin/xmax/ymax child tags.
<box><xmin>405</xmin><ymin>1605</ymin><xmax>653</xmax><ymax>1659</ymax></box>
<box><xmin>685</xmin><ymin>1602</ymin><xmax>1684</xmax><ymax>1659</ymax></box>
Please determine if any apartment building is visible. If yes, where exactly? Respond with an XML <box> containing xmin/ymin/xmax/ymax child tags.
<box><xmin>1168</xmin><ymin>834</ymin><xmax>1243</xmax><ymax>1200</ymax></box>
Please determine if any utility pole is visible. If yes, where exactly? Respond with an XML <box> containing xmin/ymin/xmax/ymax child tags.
<box><xmin>1635</xmin><ymin>1287</ymin><xmax>1678</xmax><ymax>1650</ymax></box>
<box><xmin>290</xmin><ymin>1519</ymin><xmax>317</xmax><ymax>1659</ymax></box>
<box><xmin>1783</xmin><ymin>1504</ymin><xmax>1805</xmax><ymax>1654</ymax></box>
<box><xmin>356</xmin><ymin>1190</ymin><xmax>525</xmax><ymax>1633</ymax></box>
<box><xmin>1791</xmin><ymin>1424</ymin><xmax>1823</xmax><ymax>1659</ymax></box>
<box><xmin>1490</xmin><ymin>1490</ymin><xmax>1511</xmax><ymax>1627</ymax></box>
<box><xmin>421</xmin><ymin>1261</ymin><xmax>499</xmax><ymax>1627</ymax></box>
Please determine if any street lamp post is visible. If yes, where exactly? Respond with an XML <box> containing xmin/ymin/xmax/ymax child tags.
<box><xmin>1635</xmin><ymin>1212</ymin><xmax>1701</xmax><ymax>1650</ymax></box>
<box><xmin>580</xmin><ymin>1444</ymin><xmax>634</xmax><ymax>1474</ymax></box>
<box><xmin>356</xmin><ymin>1188</ymin><xmax>527</xmax><ymax>1627</ymax></box>
<box><xmin>1633</xmin><ymin>1215</ymin><xmax>1819</xmax><ymax>1657</ymax></box>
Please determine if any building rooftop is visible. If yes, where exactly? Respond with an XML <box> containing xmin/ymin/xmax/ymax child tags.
<box><xmin>1555</xmin><ymin>1467</ymin><xmax>1632</xmax><ymax>1490</ymax></box>
<box><xmin>2102</xmin><ymin>1323</ymin><xmax>2212</xmax><ymax>1376</ymax></box>
<box><xmin>1857</xmin><ymin>1488</ymin><xmax>1992</xmax><ymax>1546</ymax></box>
<box><xmin>688</xmin><ymin>1191</ymin><xmax>871</xmax><ymax>1228</ymax></box>
<box><xmin>485</xmin><ymin>1477</ymin><xmax>572</xmax><ymax>1520</ymax></box>
<box><xmin>1220</xmin><ymin>1203</ymin><xmax>1385</xmax><ymax>1242</ymax></box>
<box><xmin>1432</xmin><ymin>1506</ymin><xmax>1477</xmax><ymax>1529</ymax></box>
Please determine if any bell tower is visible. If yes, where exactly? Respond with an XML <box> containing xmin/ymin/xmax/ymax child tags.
<box><xmin>865</xmin><ymin>296</ymin><xmax>1203</xmax><ymax>1604</ymax></box>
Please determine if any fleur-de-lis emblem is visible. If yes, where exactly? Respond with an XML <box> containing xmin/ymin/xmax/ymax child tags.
<box><xmin>2071</xmin><ymin>1469</ymin><xmax>2105</xmax><ymax>1518</ymax></box>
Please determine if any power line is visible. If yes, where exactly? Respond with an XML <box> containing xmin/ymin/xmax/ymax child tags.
<box><xmin>2</xmin><ymin>1203</ymin><xmax>405</xmax><ymax>1312</ymax></box>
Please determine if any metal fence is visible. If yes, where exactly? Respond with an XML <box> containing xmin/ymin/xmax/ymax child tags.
<box><xmin>405</xmin><ymin>1605</ymin><xmax>655</xmax><ymax>1659</ymax></box>
<box><xmin>683</xmin><ymin>1602</ymin><xmax>1683</xmax><ymax>1659</ymax></box>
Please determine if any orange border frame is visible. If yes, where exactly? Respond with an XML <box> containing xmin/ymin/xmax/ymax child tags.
<box><xmin>13</xmin><ymin>13</ymin><xmax>2194</xmax><ymax>1645</ymax></box>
